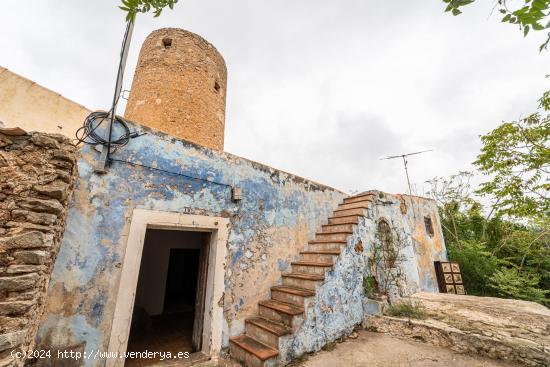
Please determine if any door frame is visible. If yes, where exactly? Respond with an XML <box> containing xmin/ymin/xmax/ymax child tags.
<box><xmin>107</xmin><ymin>209</ymin><xmax>229</xmax><ymax>366</ymax></box>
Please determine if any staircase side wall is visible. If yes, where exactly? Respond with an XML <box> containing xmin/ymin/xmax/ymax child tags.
<box><xmin>282</xmin><ymin>215</ymin><xmax>371</xmax><ymax>364</ymax></box>
<box><xmin>282</xmin><ymin>192</ymin><xmax>447</xmax><ymax>363</ymax></box>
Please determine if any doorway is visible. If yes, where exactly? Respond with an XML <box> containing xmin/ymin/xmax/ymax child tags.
<box><xmin>108</xmin><ymin>210</ymin><xmax>228</xmax><ymax>367</ymax></box>
<box><xmin>125</xmin><ymin>229</ymin><xmax>210</xmax><ymax>366</ymax></box>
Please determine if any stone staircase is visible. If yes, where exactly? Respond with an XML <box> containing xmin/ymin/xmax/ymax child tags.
<box><xmin>229</xmin><ymin>193</ymin><xmax>374</xmax><ymax>367</ymax></box>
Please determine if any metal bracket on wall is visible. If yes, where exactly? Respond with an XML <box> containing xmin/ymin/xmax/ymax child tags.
<box><xmin>94</xmin><ymin>146</ymin><xmax>109</xmax><ymax>174</ymax></box>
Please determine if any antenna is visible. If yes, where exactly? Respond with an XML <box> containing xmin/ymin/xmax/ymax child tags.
<box><xmin>381</xmin><ymin>149</ymin><xmax>433</xmax><ymax>195</ymax></box>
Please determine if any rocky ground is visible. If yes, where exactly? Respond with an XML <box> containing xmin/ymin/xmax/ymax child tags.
<box><xmin>365</xmin><ymin>292</ymin><xmax>550</xmax><ymax>367</ymax></box>
<box><xmin>295</xmin><ymin>331</ymin><xmax>519</xmax><ymax>367</ymax></box>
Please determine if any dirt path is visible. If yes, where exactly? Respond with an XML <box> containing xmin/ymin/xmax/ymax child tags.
<box><xmin>296</xmin><ymin>331</ymin><xmax>519</xmax><ymax>367</ymax></box>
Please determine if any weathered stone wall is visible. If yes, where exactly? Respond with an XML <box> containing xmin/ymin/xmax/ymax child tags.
<box><xmin>0</xmin><ymin>131</ymin><xmax>77</xmax><ymax>367</ymax></box>
<box><xmin>124</xmin><ymin>28</ymin><xmax>227</xmax><ymax>150</ymax></box>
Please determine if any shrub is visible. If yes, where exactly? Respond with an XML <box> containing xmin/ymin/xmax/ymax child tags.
<box><xmin>447</xmin><ymin>240</ymin><xmax>499</xmax><ymax>296</ymax></box>
<box><xmin>385</xmin><ymin>300</ymin><xmax>426</xmax><ymax>319</ymax></box>
<box><xmin>363</xmin><ymin>275</ymin><xmax>378</xmax><ymax>298</ymax></box>
<box><xmin>489</xmin><ymin>267</ymin><xmax>549</xmax><ymax>305</ymax></box>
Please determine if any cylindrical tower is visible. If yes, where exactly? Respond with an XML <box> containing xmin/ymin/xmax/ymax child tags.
<box><xmin>124</xmin><ymin>28</ymin><xmax>227</xmax><ymax>150</ymax></box>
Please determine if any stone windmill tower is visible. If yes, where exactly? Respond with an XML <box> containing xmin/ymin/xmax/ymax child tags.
<box><xmin>125</xmin><ymin>28</ymin><xmax>227</xmax><ymax>150</ymax></box>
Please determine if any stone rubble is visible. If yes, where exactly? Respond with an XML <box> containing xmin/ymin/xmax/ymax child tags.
<box><xmin>0</xmin><ymin>132</ymin><xmax>77</xmax><ymax>367</ymax></box>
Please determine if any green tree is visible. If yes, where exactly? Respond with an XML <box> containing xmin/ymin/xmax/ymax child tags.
<box><xmin>442</xmin><ymin>0</ymin><xmax>550</xmax><ymax>50</ymax></box>
<box><xmin>119</xmin><ymin>0</ymin><xmax>178</xmax><ymax>22</ymax></box>
<box><xmin>426</xmin><ymin>174</ymin><xmax>550</xmax><ymax>306</ymax></box>
<box><xmin>489</xmin><ymin>267</ymin><xmax>549</xmax><ymax>304</ymax></box>
<box><xmin>474</xmin><ymin>92</ymin><xmax>550</xmax><ymax>219</ymax></box>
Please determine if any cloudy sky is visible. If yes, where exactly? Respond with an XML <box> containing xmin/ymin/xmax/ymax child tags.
<box><xmin>0</xmin><ymin>0</ymin><xmax>547</xmax><ymax>194</ymax></box>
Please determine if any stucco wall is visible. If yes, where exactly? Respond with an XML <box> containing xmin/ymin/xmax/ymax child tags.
<box><xmin>0</xmin><ymin>67</ymin><xmax>90</xmax><ymax>138</ymax></box>
<box><xmin>34</xmin><ymin>121</ymin><xmax>346</xmax><ymax>366</ymax></box>
<box><xmin>369</xmin><ymin>191</ymin><xmax>447</xmax><ymax>294</ymax></box>
<box><xmin>283</xmin><ymin>191</ymin><xmax>447</xmax><ymax>362</ymax></box>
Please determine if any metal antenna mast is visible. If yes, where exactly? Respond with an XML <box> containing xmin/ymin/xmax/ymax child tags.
<box><xmin>381</xmin><ymin>150</ymin><xmax>433</xmax><ymax>195</ymax></box>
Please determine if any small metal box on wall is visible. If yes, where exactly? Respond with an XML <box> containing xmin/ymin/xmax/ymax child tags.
<box><xmin>434</xmin><ymin>261</ymin><xmax>466</xmax><ymax>294</ymax></box>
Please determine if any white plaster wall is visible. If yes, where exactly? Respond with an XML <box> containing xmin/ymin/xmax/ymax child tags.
<box><xmin>0</xmin><ymin>66</ymin><xmax>90</xmax><ymax>137</ymax></box>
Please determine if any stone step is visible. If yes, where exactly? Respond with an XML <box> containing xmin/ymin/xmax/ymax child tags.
<box><xmin>291</xmin><ymin>261</ymin><xmax>333</xmax><ymax>275</ymax></box>
<box><xmin>300</xmin><ymin>249</ymin><xmax>340</xmax><ymax>263</ymax></box>
<box><xmin>258</xmin><ymin>300</ymin><xmax>304</xmax><ymax>328</ymax></box>
<box><xmin>320</xmin><ymin>223</ymin><xmax>355</xmax><ymax>233</ymax></box>
<box><xmin>337</xmin><ymin>201</ymin><xmax>370</xmax><ymax>211</ymax></box>
<box><xmin>314</xmin><ymin>232</ymin><xmax>349</xmax><ymax>242</ymax></box>
<box><xmin>327</xmin><ymin>215</ymin><xmax>360</xmax><ymax>225</ymax></box>
<box><xmin>343</xmin><ymin>192</ymin><xmax>376</xmax><ymax>204</ymax></box>
<box><xmin>230</xmin><ymin>335</ymin><xmax>278</xmax><ymax>367</ymax></box>
<box><xmin>271</xmin><ymin>285</ymin><xmax>315</xmax><ymax>306</ymax></box>
<box><xmin>332</xmin><ymin>207</ymin><xmax>366</xmax><ymax>217</ymax></box>
<box><xmin>282</xmin><ymin>272</ymin><xmax>324</xmax><ymax>290</ymax></box>
<box><xmin>245</xmin><ymin>317</ymin><xmax>291</xmax><ymax>349</ymax></box>
<box><xmin>307</xmin><ymin>242</ymin><xmax>344</xmax><ymax>251</ymax></box>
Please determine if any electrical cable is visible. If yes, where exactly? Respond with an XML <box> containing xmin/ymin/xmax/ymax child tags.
<box><xmin>75</xmin><ymin>111</ymin><xmax>144</xmax><ymax>152</ymax></box>
<box><xmin>75</xmin><ymin>21</ymin><xmax>143</xmax><ymax>154</ymax></box>
<box><xmin>109</xmin><ymin>158</ymin><xmax>233</xmax><ymax>189</ymax></box>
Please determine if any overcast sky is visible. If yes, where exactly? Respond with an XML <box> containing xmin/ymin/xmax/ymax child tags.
<box><xmin>0</xmin><ymin>1</ymin><xmax>547</xmax><ymax>194</ymax></box>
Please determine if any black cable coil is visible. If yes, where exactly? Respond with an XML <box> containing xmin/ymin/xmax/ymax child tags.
<box><xmin>75</xmin><ymin>110</ymin><xmax>142</xmax><ymax>152</ymax></box>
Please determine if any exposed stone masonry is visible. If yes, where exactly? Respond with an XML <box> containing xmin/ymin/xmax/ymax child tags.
<box><xmin>124</xmin><ymin>28</ymin><xmax>227</xmax><ymax>150</ymax></box>
<box><xmin>0</xmin><ymin>131</ymin><xmax>77</xmax><ymax>367</ymax></box>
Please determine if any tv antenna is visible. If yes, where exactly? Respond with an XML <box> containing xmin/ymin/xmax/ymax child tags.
<box><xmin>381</xmin><ymin>149</ymin><xmax>433</xmax><ymax>195</ymax></box>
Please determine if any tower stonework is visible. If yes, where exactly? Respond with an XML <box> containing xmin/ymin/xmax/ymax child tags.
<box><xmin>125</xmin><ymin>28</ymin><xmax>227</xmax><ymax>150</ymax></box>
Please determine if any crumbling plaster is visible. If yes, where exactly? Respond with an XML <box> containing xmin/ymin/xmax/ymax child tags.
<box><xmin>281</xmin><ymin>191</ymin><xmax>447</xmax><ymax>363</ymax></box>
<box><xmin>34</xmin><ymin>121</ymin><xmax>346</xmax><ymax>366</ymax></box>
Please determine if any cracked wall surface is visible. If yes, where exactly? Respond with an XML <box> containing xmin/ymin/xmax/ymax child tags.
<box><xmin>33</xmin><ymin>121</ymin><xmax>346</xmax><ymax>366</ymax></box>
<box><xmin>283</xmin><ymin>191</ymin><xmax>447</xmax><ymax>363</ymax></box>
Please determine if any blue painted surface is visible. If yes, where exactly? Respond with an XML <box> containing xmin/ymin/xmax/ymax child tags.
<box><xmin>36</xmin><ymin>122</ymin><xmax>346</xmax><ymax>366</ymax></box>
<box><xmin>279</xmin><ymin>192</ymin><xmax>447</xmax><ymax>363</ymax></box>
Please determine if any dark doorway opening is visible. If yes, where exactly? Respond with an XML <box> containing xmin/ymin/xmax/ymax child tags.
<box><xmin>126</xmin><ymin>229</ymin><xmax>210</xmax><ymax>366</ymax></box>
<box><xmin>164</xmin><ymin>249</ymin><xmax>200</xmax><ymax>313</ymax></box>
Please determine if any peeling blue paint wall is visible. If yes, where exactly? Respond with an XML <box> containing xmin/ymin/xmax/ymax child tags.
<box><xmin>35</xmin><ymin>122</ymin><xmax>346</xmax><ymax>366</ymax></box>
<box><xmin>281</xmin><ymin>191</ymin><xmax>447</xmax><ymax>362</ymax></box>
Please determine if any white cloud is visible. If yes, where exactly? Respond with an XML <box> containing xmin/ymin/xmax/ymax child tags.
<box><xmin>0</xmin><ymin>0</ymin><xmax>547</xmax><ymax>194</ymax></box>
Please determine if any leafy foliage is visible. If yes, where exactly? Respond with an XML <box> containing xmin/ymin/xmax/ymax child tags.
<box><xmin>363</xmin><ymin>275</ymin><xmax>378</xmax><ymax>298</ymax></box>
<box><xmin>474</xmin><ymin>93</ymin><xmax>550</xmax><ymax>219</ymax></box>
<box><xmin>442</xmin><ymin>0</ymin><xmax>550</xmax><ymax>50</ymax></box>
<box><xmin>447</xmin><ymin>240</ymin><xmax>499</xmax><ymax>295</ymax></box>
<box><xmin>426</xmin><ymin>173</ymin><xmax>550</xmax><ymax>306</ymax></box>
<box><xmin>489</xmin><ymin>267</ymin><xmax>549</xmax><ymax>304</ymax></box>
<box><xmin>119</xmin><ymin>0</ymin><xmax>178</xmax><ymax>22</ymax></box>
